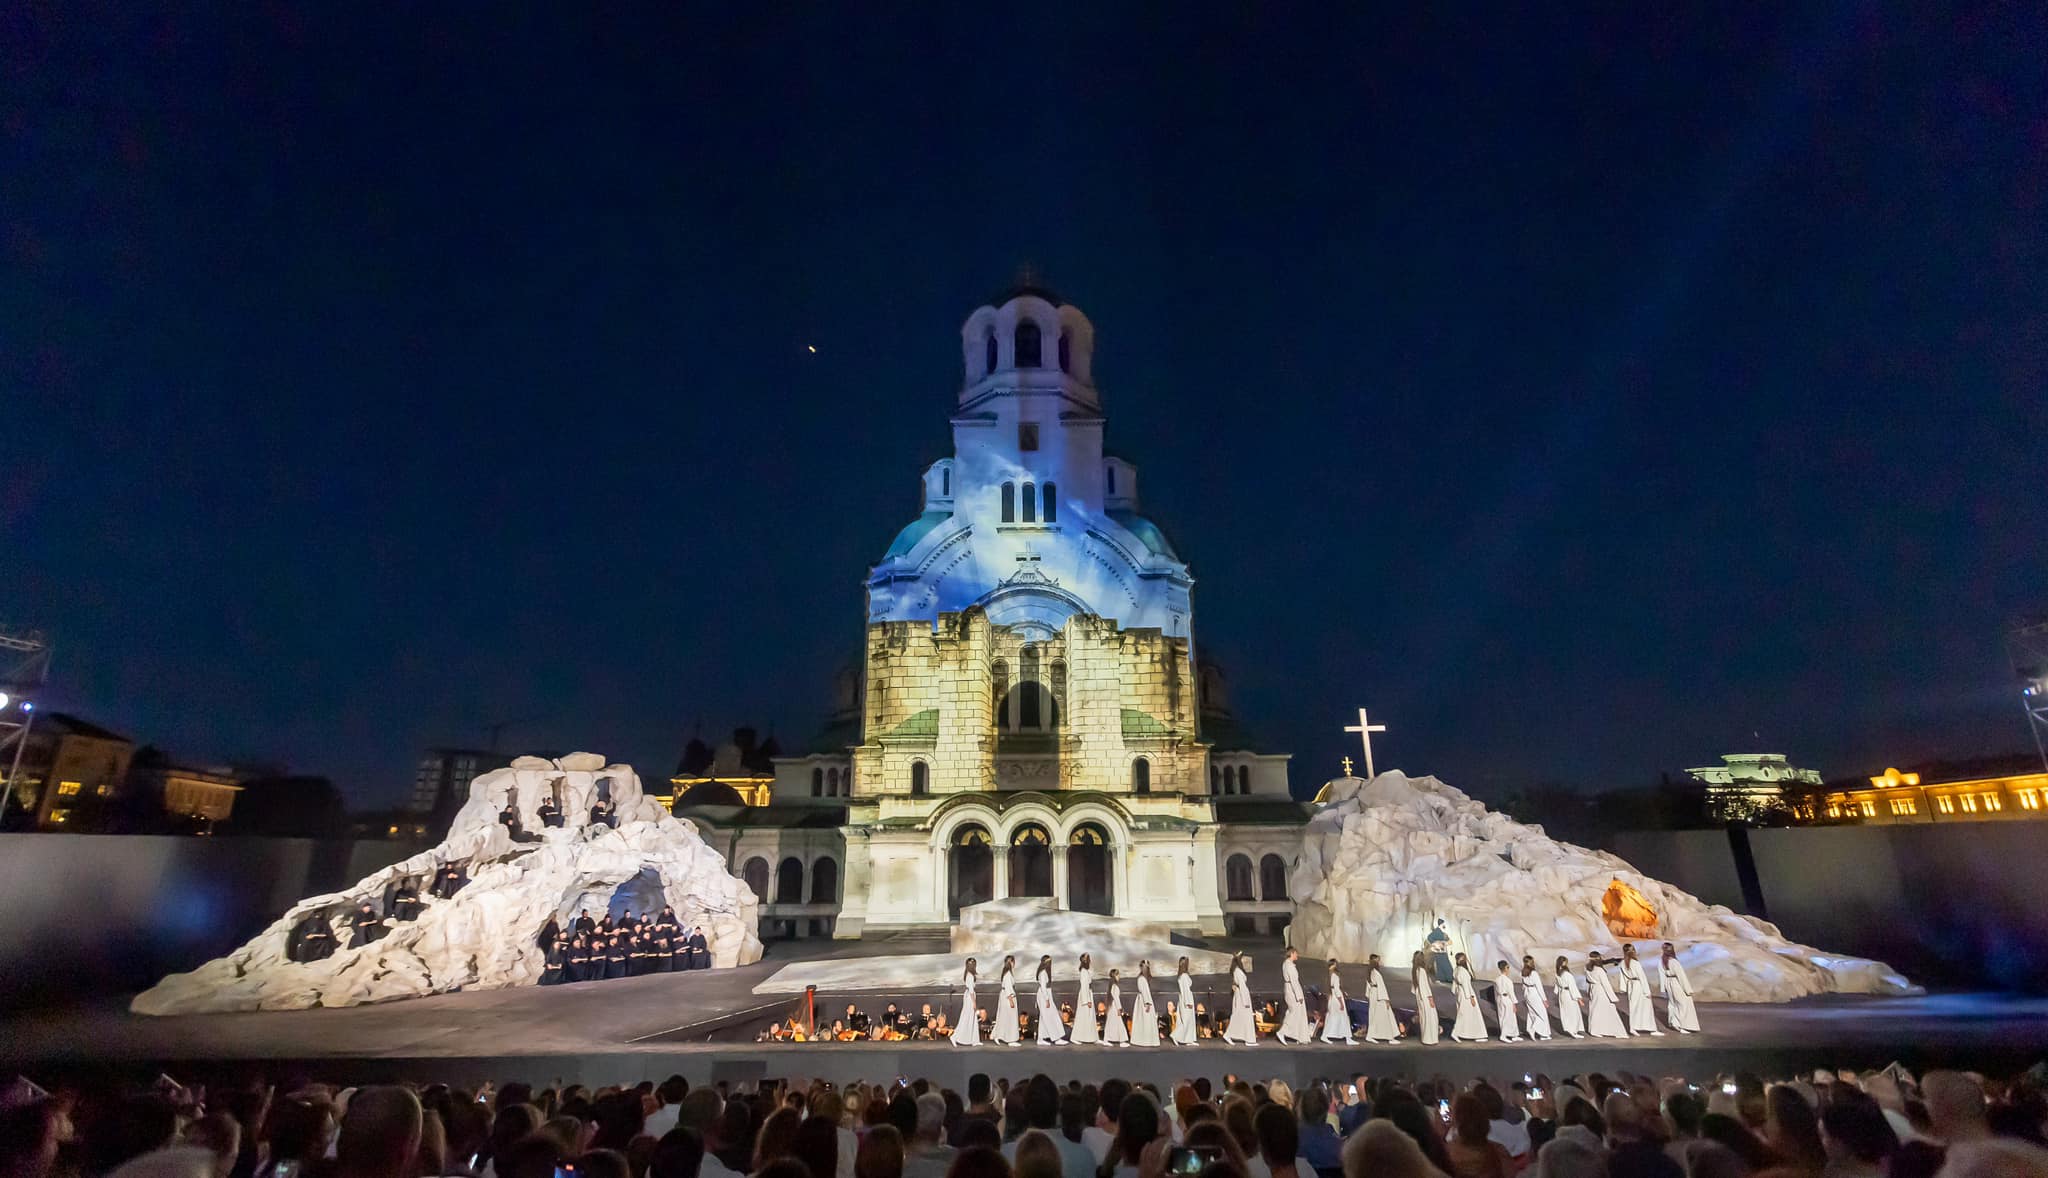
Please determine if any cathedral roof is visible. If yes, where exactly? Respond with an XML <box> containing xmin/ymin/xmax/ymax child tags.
<box><xmin>991</xmin><ymin>268</ymin><xmax>1064</xmax><ymax>307</ymax></box>
<box><xmin>1106</xmin><ymin>509</ymin><xmax>1180</xmax><ymax>560</ymax></box>
<box><xmin>883</xmin><ymin>510</ymin><xmax>953</xmax><ymax>559</ymax></box>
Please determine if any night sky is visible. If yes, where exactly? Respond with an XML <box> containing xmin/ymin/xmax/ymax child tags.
<box><xmin>7</xmin><ymin>7</ymin><xmax>2045</xmax><ymax>807</ymax></box>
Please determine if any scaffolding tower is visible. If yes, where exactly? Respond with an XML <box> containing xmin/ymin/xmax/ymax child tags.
<box><xmin>2009</xmin><ymin>618</ymin><xmax>2048</xmax><ymax>774</ymax></box>
<box><xmin>0</xmin><ymin>627</ymin><xmax>51</xmax><ymax>822</ymax></box>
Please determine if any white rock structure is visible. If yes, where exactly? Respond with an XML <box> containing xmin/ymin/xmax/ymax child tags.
<box><xmin>132</xmin><ymin>753</ymin><xmax>762</xmax><ymax>1015</ymax></box>
<box><xmin>1293</xmin><ymin>771</ymin><xmax>1918</xmax><ymax>1002</ymax></box>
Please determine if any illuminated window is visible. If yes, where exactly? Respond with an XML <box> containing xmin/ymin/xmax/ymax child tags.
<box><xmin>1982</xmin><ymin>792</ymin><xmax>2002</xmax><ymax>812</ymax></box>
<box><xmin>1890</xmin><ymin>798</ymin><xmax>1917</xmax><ymax>816</ymax></box>
<box><xmin>49</xmin><ymin>809</ymin><xmax>69</xmax><ymax>824</ymax></box>
<box><xmin>1936</xmin><ymin>795</ymin><xmax>1955</xmax><ymax>814</ymax></box>
<box><xmin>1018</xmin><ymin>422</ymin><xmax>1039</xmax><ymax>451</ymax></box>
<box><xmin>1961</xmin><ymin>794</ymin><xmax>1978</xmax><ymax>813</ymax></box>
<box><xmin>1001</xmin><ymin>482</ymin><xmax>1015</xmax><ymax>523</ymax></box>
<box><xmin>57</xmin><ymin>780</ymin><xmax>82</xmax><ymax>797</ymax></box>
<box><xmin>1826</xmin><ymin>803</ymin><xmax>1841</xmax><ymax>818</ymax></box>
<box><xmin>1043</xmin><ymin>482</ymin><xmax>1057</xmax><ymax>523</ymax></box>
<box><xmin>1014</xmin><ymin>321</ymin><xmax>1042</xmax><ymax>368</ymax></box>
<box><xmin>2020</xmin><ymin>789</ymin><xmax>2042</xmax><ymax>810</ymax></box>
<box><xmin>1021</xmin><ymin>482</ymin><xmax>1036</xmax><ymax>523</ymax></box>
<box><xmin>1860</xmin><ymin>800</ymin><xmax>1876</xmax><ymax>817</ymax></box>
<box><xmin>97</xmin><ymin>783</ymin><xmax>113</xmax><ymax>797</ymax></box>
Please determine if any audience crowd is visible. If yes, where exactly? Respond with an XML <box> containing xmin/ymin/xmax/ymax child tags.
<box><xmin>5</xmin><ymin>1061</ymin><xmax>2045</xmax><ymax>1178</ymax></box>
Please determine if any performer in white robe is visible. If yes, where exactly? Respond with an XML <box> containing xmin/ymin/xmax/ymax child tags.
<box><xmin>1103</xmin><ymin>969</ymin><xmax>1129</xmax><ymax>1044</ymax></box>
<box><xmin>1619</xmin><ymin>944</ymin><xmax>1662</xmax><ymax>1035</ymax></box>
<box><xmin>1322</xmin><ymin>960</ymin><xmax>1352</xmax><ymax>1042</ymax></box>
<box><xmin>1223</xmin><ymin>953</ymin><xmax>1258</xmax><ymax>1044</ymax></box>
<box><xmin>1035</xmin><ymin>956</ymin><xmax>1065</xmax><ymax>1044</ymax></box>
<box><xmin>1363</xmin><ymin>955</ymin><xmax>1399</xmax><ymax>1042</ymax></box>
<box><xmin>951</xmin><ymin>959</ymin><xmax>981</xmax><ymax>1046</ymax></box>
<box><xmin>1584</xmin><ymin>952</ymin><xmax>1628</xmax><ymax>1038</ymax></box>
<box><xmin>1172</xmin><ymin>958</ymin><xmax>1198</xmax><ymax>1045</ymax></box>
<box><xmin>990</xmin><ymin>957</ymin><xmax>1022</xmax><ymax>1045</ymax></box>
<box><xmin>1552</xmin><ymin>956</ymin><xmax>1586</xmax><ymax>1038</ymax></box>
<box><xmin>1450</xmin><ymin>953</ymin><xmax>1489</xmax><ymax>1041</ymax></box>
<box><xmin>1519</xmin><ymin>956</ymin><xmax>1551</xmax><ymax>1041</ymax></box>
<box><xmin>1276</xmin><ymin>950</ymin><xmax>1313</xmax><ymax>1044</ymax></box>
<box><xmin>1660</xmin><ymin>943</ymin><xmax>1701</xmax><ymax>1033</ymax></box>
<box><xmin>1410</xmin><ymin>951</ymin><xmax>1440</xmax><ymax>1045</ymax></box>
<box><xmin>1070</xmin><ymin>954</ymin><xmax>1099</xmax><ymax>1044</ymax></box>
<box><xmin>1131</xmin><ymin>963</ymin><xmax>1161</xmax><ymax>1047</ymax></box>
<box><xmin>1492</xmin><ymin>960</ymin><xmax>1522</xmax><ymax>1042</ymax></box>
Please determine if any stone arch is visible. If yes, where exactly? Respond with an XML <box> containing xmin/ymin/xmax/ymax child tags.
<box><xmin>1225</xmin><ymin>854</ymin><xmax>1255</xmax><ymax>901</ymax></box>
<box><xmin>1066</xmin><ymin>820</ymin><xmax>1115</xmax><ymax>915</ymax></box>
<box><xmin>1009</xmin><ymin>822</ymin><xmax>1054</xmax><ymax>897</ymax></box>
<box><xmin>810</xmin><ymin>857</ymin><xmax>839</xmax><ymax>904</ymax></box>
<box><xmin>742</xmin><ymin>857</ymin><xmax>770</xmax><ymax>901</ymax></box>
<box><xmin>947</xmin><ymin>822</ymin><xmax>996</xmax><ymax>917</ymax></box>
<box><xmin>1259</xmin><ymin>853</ymin><xmax>1289</xmax><ymax>900</ymax></box>
<box><xmin>775</xmin><ymin>856</ymin><xmax>804</xmax><ymax>904</ymax></box>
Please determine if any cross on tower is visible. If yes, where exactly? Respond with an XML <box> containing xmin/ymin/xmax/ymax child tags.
<box><xmin>1341</xmin><ymin>756</ymin><xmax>1354</xmax><ymax>776</ymax></box>
<box><xmin>1343</xmin><ymin>708</ymin><xmax>1388</xmax><ymax>780</ymax></box>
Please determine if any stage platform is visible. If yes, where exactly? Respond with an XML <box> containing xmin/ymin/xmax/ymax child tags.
<box><xmin>7</xmin><ymin>936</ymin><xmax>2047</xmax><ymax>1091</ymax></box>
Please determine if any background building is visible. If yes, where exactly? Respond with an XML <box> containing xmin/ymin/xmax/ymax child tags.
<box><xmin>1804</xmin><ymin>763</ymin><xmax>2048</xmax><ymax>824</ymax></box>
<box><xmin>1687</xmin><ymin>753</ymin><xmax>1823</xmax><ymax>822</ymax></box>
<box><xmin>410</xmin><ymin>748</ymin><xmax>511</xmax><ymax>835</ymax></box>
<box><xmin>11</xmin><ymin>712</ymin><xmax>135</xmax><ymax>829</ymax></box>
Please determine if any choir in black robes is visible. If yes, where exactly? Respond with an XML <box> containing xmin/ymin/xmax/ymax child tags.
<box><xmin>350</xmin><ymin>904</ymin><xmax>383</xmax><ymax>946</ymax></box>
<box><xmin>567</xmin><ymin>936</ymin><xmax>593</xmax><ymax>982</ymax></box>
<box><xmin>290</xmin><ymin>913</ymin><xmax>337</xmax><ymax>962</ymax></box>
<box><xmin>573</xmin><ymin>912</ymin><xmax>597</xmax><ymax>938</ymax></box>
<box><xmin>589</xmin><ymin>798</ymin><xmax>617</xmax><ymax>828</ymax></box>
<box><xmin>605</xmin><ymin>936</ymin><xmax>629</xmax><ymax>980</ymax></box>
<box><xmin>390</xmin><ymin>880</ymin><xmax>423</xmax><ymax>922</ymax></box>
<box><xmin>431</xmin><ymin>863</ymin><xmax>468</xmax><ymax>899</ymax></box>
<box><xmin>540</xmin><ymin>937</ymin><xmax>568</xmax><ymax>985</ymax></box>
<box><xmin>538</xmin><ymin>799</ymin><xmax>563</xmax><ymax>827</ymax></box>
<box><xmin>685</xmin><ymin>927</ymin><xmax>711</xmax><ymax>970</ymax></box>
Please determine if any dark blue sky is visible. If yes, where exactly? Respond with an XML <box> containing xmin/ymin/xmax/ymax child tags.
<box><xmin>7</xmin><ymin>6</ymin><xmax>2044</xmax><ymax>807</ymax></box>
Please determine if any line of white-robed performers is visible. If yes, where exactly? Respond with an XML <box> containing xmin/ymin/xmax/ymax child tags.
<box><xmin>947</xmin><ymin>941</ymin><xmax>1701</xmax><ymax>1047</ymax></box>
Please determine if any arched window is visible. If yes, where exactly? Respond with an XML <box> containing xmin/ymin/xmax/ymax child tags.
<box><xmin>1237</xmin><ymin>765</ymin><xmax>1251</xmax><ymax>793</ymax></box>
<box><xmin>1014</xmin><ymin>321</ymin><xmax>1042</xmax><ymax>368</ymax></box>
<box><xmin>1259</xmin><ymin>853</ymin><xmax>1289</xmax><ymax>900</ymax></box>
<box><xmin>775</xmin><ymin>857</ymin><xmax>804</xmax><ymax>904</ymax></box>
<box><xmin>1225</xmin><ymin>854</ymin><xmax>1255</xmax><ymax>901</ymax></box>
<box><xmin>1042</xmin><ymin>482</ymin><xmax>1057</xmax><ymax>523</ymax></box>
<box><xmin>1058</xmin><ymin>331</ymin><xmax>1071</xmax><ymax>373</ymax></box>
<box><xmin>1132</xmin><ymin>757</ymin><xmax>1151</xmax><ymax>794</ymax></box>
<box><xmin>810</xmin><ymin>858</ymin><xmax>839</xmax><ymax>904</ymax></box>
<box><xmin>941</xmin><ymin>468</ymin><xmax>950</xmax><ymax>496</ymax></box>
<box><xmin>1107</xmin><ymin>465</ymin><xmax>1117</xmax><ymax>494</ymax></box>
<box><xmin>1210</xmin><ymin>764</ymin><xmax>1221</xmax><ymax>794</ymax></box>
<box><xmin>1001</xmin><ymin>482</ymin><xmax>1015</xmax><ymax>523</ymax></box>
<box><xmin>810</xmin><ymin>768</ymin><xmax>824</xmax><ymax>797</ymax></box>
<box><xmin>911</xmin><ymin>760</ymin><xmax>928</xmax><ymax>795</ymax></box>
<box><xmin>742</xmin><ymin>857</ymin><xmax>770</xmax><ymax>900</ymax></box>
<box><xmin>1021</xmin><ymin>482</ymin><xmax>1036</xmax><ymax>523</ymax></box>
<box><xmin>828</xmin><ymin>767</ymin><xmax>841</xmax><ymax>797</ymax></box>
<box><xmin>985</xmin><ymin>330</ymin><xmax>997</xmax><ymax>376</ymax></box>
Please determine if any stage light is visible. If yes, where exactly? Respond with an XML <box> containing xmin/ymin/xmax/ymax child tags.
<box><xmin>19</xmin><ymin>701</ymin><xmax>32</xmax><ymax>712</ymax></box>
<box><xmin>0</xmin><ymin>692</ymin><xmax>8</xmax><ymax>708</ymax></box>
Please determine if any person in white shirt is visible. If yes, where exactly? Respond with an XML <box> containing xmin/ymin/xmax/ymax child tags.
<box><xmin>1619</xmin><ymin>944</ymin><xmax>1662</xmax><ymax>1036</ymax></box>
<box><xmin>1276</xmin><ymin>949</ymin><xmax>1312</xmax><ymax>1044</ymax></box>
<box><xmin>1491</xmin><ymin>960</ymin><xmax>1522</xmax><ymax>1042</ymax></box>
<box><xmin>901</xmin><ymin>1093</ymin><xmax>957</xmax><ymax>1178</ymax></box>
<box><xmin>1519</xmin><ymin>955</ymin><xmax>1551</xmax><ymax>1041</ymax></box>
<box><xmin>1410</xmin><ymin>950</ymin><xmax>1440</xmax><ymax>1045</ymax></box>
<box><xmin>1584</xmin><ymin>951</ymin><xmax>1627</xmax><ymax>1038</ymax></box>
<box><xmin>1362</xmin><ymin>954</ymin><xmax>1399</xmax><ymax>1043</ymax></box>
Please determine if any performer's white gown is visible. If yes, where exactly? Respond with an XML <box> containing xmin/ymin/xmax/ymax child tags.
<box><xmin>1412</xmin><ymin>966</ymin><xmax>1440</xmax><ymax>1044</ymax></box>
<box><xmin>1131</xmin><ymin>974</ymin><xmax>1161</xmax><ymax>1046</ymax></box>
<box><xmin>1493</xmin><ymin>970</ymin><xmax>1522</xmax><ymax>1041</ymax></box>
<box><xmin>1450</xmin><ymin>964</ymin><xmax>1489</xmax><ymax>1041</ymax></box>
<box><xmin>1277</xmin><ymin>959</ymin><xmax>1313</xmax><ymax>1043</ymax></box>
<box><xmin>992</xmin><ymin>969</ymin><xmax>1021</xmax><ymax>1044</ymax></box>
<box><xmin>1555</xmin><ymin>969</ymin><xmax>1587</xmax><ymax>1038</ymax></box>
<box><xmin>1323</xmin><ymin>970</ymin><xmax>1352</xmax><ymax>1041</ymax></box>
<box><xmin>1103</xmin><ymin>978</ymin><xmax>1128</xmax><ymax>1044</ymax></box>
<box><xmin>1586</xmin><ymin>964</ymin><xmax>1627</xmax><ymax>1038</ymax></box>
<box><xmin>1365</xmin><ymin>968</ymin><xmax>1400</xmax><ymax>1042</ymax></box>
<box><xmin>1172</xmin><ymin>974</ymin><xmax>1198</xmax><ymax>1045</ymax></box>
<box><xmin>1036</xmin><ymin>970</ymin><xmax>1064</xmax><ymax>1044</ymax></box>
<box><xmin>1620</xmin><ymin>957</ymin><xmax>1661</xmax><ymax>1035</ymax></box>
<box><xmin>951</xmin><ymin>972</ymin><xmax>980</xmax><ymax>1046</ymax></box>
<box><xmin>1662</xmin><ymin>957</ymin><xmax>1701</xmax><ymax>1033</ymax></box>
<box><xmin>1223</xmin><ymin>965</ymin><xmax>1257</xmax><ymax>1044</ymax></box>
<box><xmin>1522</xmin><ymin>971</ymin><xmax>1552</xmax><ymax>1040</ymax></box>
<box><xmin>1071</xmin><ymin>967</ymin><xmax>1099</xmax><ymax>1044</ymax></box>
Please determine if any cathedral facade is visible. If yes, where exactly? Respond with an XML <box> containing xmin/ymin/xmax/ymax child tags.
<box><xmin>675</xmin><ymin>282</ymin><xmax>1306</xmax><ymax>939</ymax></box>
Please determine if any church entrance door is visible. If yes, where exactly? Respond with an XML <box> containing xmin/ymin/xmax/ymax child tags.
<box><xmin>1066</xmin><ymin>823</ymin><xmax>1113</xmax><ymax>915</ymax></box>
<box><xmin>949</xmin><ymin>826</ymin><xmax>994</xmax><ymax>918</ymax></box>
<box><xmin>1009</xmin><ymin>824</ymin><xmax>1053</xmax><ymax>898</ymax></box>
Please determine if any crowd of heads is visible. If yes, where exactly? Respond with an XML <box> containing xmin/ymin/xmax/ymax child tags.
<box><xmin>5</xmin><ymin>1061</ymin><xmax>2044</xmax><ymax>1178</ymax></box>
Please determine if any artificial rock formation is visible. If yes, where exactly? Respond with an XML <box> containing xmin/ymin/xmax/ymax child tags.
<box><xmin>1292</xmin><ymin>771</ymin><xmax>1917</xmax><ymax>1003</ymax></box>
<box><xmin>132</xmin><ymin>754</ymin><xmax>762</xmax><ymax>1015</ymax></box>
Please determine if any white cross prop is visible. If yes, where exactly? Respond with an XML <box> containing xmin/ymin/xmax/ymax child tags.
<box><xmin>1343</xmin><ymin>707</ymin><xmax>1388</xmax><ymax>779</ymax></box>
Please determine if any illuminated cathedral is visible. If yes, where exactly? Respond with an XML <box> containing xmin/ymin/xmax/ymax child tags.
<box><xmin>675</xmin><ymin>280</ymin><xmax>1307</xmax><ymax>939</ymax></box>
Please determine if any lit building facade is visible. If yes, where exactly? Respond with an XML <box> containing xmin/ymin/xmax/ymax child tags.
<box><xmin>12</xmin><ymin>713</ymin><xmax>134</xmax><ymax>828</ymax></box>
<box><xmin>1803</xmin><ymin>766</ymin><xmax>2048</xmax><ymax>825</ymax></box>
<box><xmin>677</xmin><ymin>282</ymin><xmax>1305</xmax><ymax>939</ymax></box>
<box><xmin>1686</xmin><ymin>753</ymin><xmax>1823</xmax><ymax>822</ymax></box>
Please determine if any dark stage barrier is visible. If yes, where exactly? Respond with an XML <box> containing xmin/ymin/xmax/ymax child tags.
<box><xmin>0</xmin><ymin>833</ymin><xmax>429</xmax><ymax>1009</ymax></box>
<box><xmin>1609</xmin><ymin>823</ymin><xmax>2048</xmax><ymax>992</ymax></box>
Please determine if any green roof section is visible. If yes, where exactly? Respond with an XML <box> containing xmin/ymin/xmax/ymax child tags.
<box><xmin>886</xmin><ymin>709</ymin><xmax>940</xmax><ymax>738</ymax></box>
<box><xmin>883</xmin><ymin>510</ymin><xmax>953</xmax><ymax>559</ymax></box>
<box><xmin>1106</xmin><ymin>508</ymin><xmax>1179</xmax><ymax>560</ymax></box>
<box><xmin>1120</xmin><ymin>708</ymin><xmax>1172</xmax><ymax>737</ymax></box>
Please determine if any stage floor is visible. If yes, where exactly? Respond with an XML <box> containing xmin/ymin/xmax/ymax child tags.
<box><xmin>8</xmin><ymin>937</ymin><xmax>2047</xmax><ymax>1090</ymax></box>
